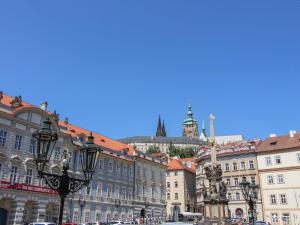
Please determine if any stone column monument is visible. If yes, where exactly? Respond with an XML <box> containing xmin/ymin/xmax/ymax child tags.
<box><xmin>203</xmin><ymin>113</ymin><xmax>230</xmax><ymax>225</ymax></box>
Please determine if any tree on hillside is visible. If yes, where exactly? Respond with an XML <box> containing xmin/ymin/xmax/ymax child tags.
<box><xmin>146</xmin><ymin>145</ymin><xmax>160</xmax><ymax>154</ymax></box>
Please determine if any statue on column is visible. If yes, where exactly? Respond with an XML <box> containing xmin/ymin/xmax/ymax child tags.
<box><xmin>202</xmin><ymin>113</ymin><xmax>230</xmax><ymax>225</ymax></box>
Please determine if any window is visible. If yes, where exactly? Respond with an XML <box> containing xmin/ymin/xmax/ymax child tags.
<box><xmin>167</xmin><ymin>193</ymin><xmax>170</xmax><ymax>200</ymax></box>
<box><xmin>0</xmin><ymin>130</ymin><xmax>7</xmax><ymax>146</ymax></box>
<box><xmin>123</xmin><ymin>165</ymin><xmax>127</xmax><ymax>176</ymax></box>
<box><xmin>10</xmin><ymin>166</ymin><xmax>18</xmax><ymax>183</ymax></box>
<box><xmin>277</xmin><ymin>174</ymin><xmax>284</xmax><ymax>184</ymax></box>
<box><xmin>167</xmin><ymin>182</ymin><xmax>170</xmax><ymax>188</ymax></box>
<box><xmin>280</xmin><ymin>194</ymin><xmax>287</xmax><ymax>204</ymax></box>
<box><xmin>167</xmin><ymin>171</ymin><xmax>170</xmax><ymax>176</ymax></box>
<box><xmin>174</xmin><ymin>171</ymin><xmax>178</xmax><ymax>176</ymax></box>
<box><xmin>175</xmin><ymin>193</ymin><xmax>178</xmax><ymax>200</ymax></box>
<box><xmin>29</xmin><ymin>138</ymin><xmax>36</xmax><ymax>153</ymax></box>
<box><xmin>25</xmin><ymin>169</ymin><xmax>33</xmax><ymax>185</ymax></box>
<box><xmin>142</xmin><ymin>186</ymin><xmax>145</xmax><ymax>197</ymax></box>
<box><xmin>128</xmin><ymin>166</ymin><xmax>132</xmax><ymax>177</ymax></box>
<box><xmin>242</xmin><ymin>176</ymin><xmax>247</xmax><ymax>182</ymax></box>
<box><xmin>270</xmin><ymin>194</ymin><xmax>277</xmax><ymax>204</ymax></box>
<box><xmin>275</xmin><ymin>155</ymin><xmax>281</xmax><ymax>164</ymax></box>
<box><xmin>14</xmin><ymin>135</ymin><xmax>22</xmax><ymax>150</ymax></box>
<box><xmin>107</xmin><ymin>184</ymin><xmax>112</xmax><ymax>197</ymax></box>
<box><xmin>97</xmin><ymin>183</ymin><xmax>102</xmax><ymax>197</ymax></box>
<box><xmin>99</xmin><ymin>159</ymin><xmax>103</xmax><ymax>170</ymax></box>
<box><xmin>236</xmin><ymin>193</ymin><xmax>240</xmax><ymax>200</ymax></box>
<box><xmin>96</xmin><ymin>213</ymin><xmax>101</xmax><ymax>222</ymax></box>
<box><xmin>267</xmin><ymin>175</ymin><xmax>274</xmax><ymax>184</ymax></box>
<box><xmin>271</xmin><ymin>213</ymin><xmax>278</xmax><ymax>223</ymax></box>
<box><xmin>282</xmin><ymin>213</ymin><xmax>290</xmax><ymax>224</ymax></box>
<box><xmin>84</xmin><ymin>212</ymin><xmax>89</xmax><ymax>223</ymax></box>
<box><xmin>249</xmin><ymin>160</ymin><xmax>254</xmax><ymax>169</ymax></box>
<box><xmin>233</xmin><ymin>162</ymin><xmax>237</xmax><ymax>171</ymax></box>
<box><xmin>225</xmin><ymin>163</ymin><xmax>230</xmax><ymax>172</ymax></box>
<box><xmin>128</xmin><ymin>188</ymin><xmax>132</xmax><ymax>200</ymax></box>
<box><xmin>226</xmin><ymin>178</ymin><xmax>231</xmax><ymax>185</ymax></box>
<box><xmin>54</xmin><ymin>146</ymin><xmax>61</xmax><ymax>160</ymax></box>
<box><xmin>251</xmin><ymin>177</ymin><xmax>256</xmax><ymax>184</ymax></box>
<box><xmin>234</xmin><ymin>178</ymin><xmax>239</xmax><ymax>186</ymax></box>
<box><xmin>115</xmin><ymin>185</ymin><xmax>120</xmax><ymax>199</ymax></box>
<box><xmin>297</xmin><ymin>153</ymin><xmax>300</xmax><ymax>162</ymax></box>
<box><xmin>174</xmin><ymin>181</ymin><xmax>178</xmax><ymax>188</ymax></box>
<box><xmin>116</xmin><ymin>163</ymin><xmax>120</xmax><ymax>174</ymax></box>
<box><xmin>265</xmin><ymin>157</ymin><xmax>272</xmax><ymax>166</ymax></box>
<box><xmin>240</xmin><ymin>161</ymin><xmax>245</xmax><ymax>170</ymax></box>
<box><xmin>106</xmin><ymin>214</ymin><xmax>111</xmax><ymax>222</ymax></box>
<box><xmin>73</xmin><ymin>211</ymin><xmax>79</xmax><ymax>223</ymax></box>
<box><xmin>109</xmin><ymin>161</ymin><xmax>113</xmax><ymax>172</ymax></box>
<box><xmin>227</xmin><ymin>193</ymin><xmax>232</xmax><ymax>200</ymax></box>
<box><xmin>122</xmin><ymin>187</ymin><xmax>126</xmax><ymax>199</ymax></box>
<box><xmin>151</xmin><ymin>170</ymin><xmax>154</xmax><ymax>179</ymax></box>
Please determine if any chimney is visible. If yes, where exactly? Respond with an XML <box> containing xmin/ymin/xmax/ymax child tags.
<box><xmin>269</xmin><ymin>134</ymin><xmax>277</xmax><ymax>138</ymax></box>
<box><xmin>40</xmin><ymin>102</ymin><xmax>48</xmax><ymax>111</ymax></box>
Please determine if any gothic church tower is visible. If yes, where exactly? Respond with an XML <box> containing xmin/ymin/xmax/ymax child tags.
<box><xmin>182</xmin><ymin>104</ymin><xmax>199</xmax><ymax>139</ymax></box>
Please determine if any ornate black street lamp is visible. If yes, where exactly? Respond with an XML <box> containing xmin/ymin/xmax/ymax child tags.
<box><xmin>79</xmin><ymin>196</ymin><xmax>86</xmax><ymax>224</ymax></box>
<box><xmin>32</xmin><ymin>118</ymin><xmax>100</xmax><ymax>225</ymax></box>
<box><xmin>240</xmin><ymin>180</ymin><xmax>258</xmax><ymax>225</ymax></box>
<box><xmin>115</xmin><ymin>199</ymin><xmax>121</xmax><ymax>220</ymax></box>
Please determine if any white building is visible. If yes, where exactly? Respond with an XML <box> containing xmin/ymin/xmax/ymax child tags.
<box><xmin>0</xmin><ymin>93</ymin><xmax>166</xmax><ymax>225</ymax></box>
<box><xmin>256</xmin><ymin>132</ymin><xmax>300</xmax><ymax>225</ymax></box>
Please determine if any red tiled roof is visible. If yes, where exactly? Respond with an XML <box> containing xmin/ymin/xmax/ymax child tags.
<box><xmin>58</xmin><ymin>121</ymin><xmax>134</xmax><ymax>153</ymax></box>
<box><xmin>1</xmin><ymin>93</ymin><xmax>136</xmax><ymax>154</ymax></box>
<box><xmin>167</xmin><ymin>157</ymin><xmax>195</xmax><ymax>173</ymax></box>
<box><xmin>256</xmin><ymin>133</ymin><xmax>300</xmax><ymax>152</ymax></box>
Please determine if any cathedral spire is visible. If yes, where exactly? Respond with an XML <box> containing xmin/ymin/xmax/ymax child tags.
<box><xmin>156</xmin><ymin>115</ymin><xmax>165</xmax><ymax>137</ymax></box>
<box><xmin>162</xmin><ymin>120</ymin><xmax>167</xmax><ymax>137</ymax></box>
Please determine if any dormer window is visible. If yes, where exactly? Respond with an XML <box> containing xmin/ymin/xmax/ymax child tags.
<box><xmin>270</xmin><ymin>141</ymin><xmax>277</xmax><ymax>146</ymax></box>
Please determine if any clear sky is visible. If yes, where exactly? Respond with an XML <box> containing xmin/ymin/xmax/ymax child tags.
<box><xmin>1</xmin><ymin>0</ymin><xmax>300</xmax><ymax>140</ymax></box>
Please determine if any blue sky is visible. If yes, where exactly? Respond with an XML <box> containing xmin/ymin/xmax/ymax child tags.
<box><xmin>0</xmin><ymin>0</ymin><xmax>300</xmax><ymax>140</ymax></box>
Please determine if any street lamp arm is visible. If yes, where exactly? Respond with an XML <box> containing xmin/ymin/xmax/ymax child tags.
<box><xmin>69</xmin><ymin>177</ymin><xmax>89</xmax><ymax>193</ymax></box>
<box><xmin>39</xmin><ymin>171</ymin><xmax>89</xmax><ymax>194</ymax></box>
<box><xmin>39</xmin><ymin>171</ymin><xmax>62</xmax><ymax>190</ymax></box>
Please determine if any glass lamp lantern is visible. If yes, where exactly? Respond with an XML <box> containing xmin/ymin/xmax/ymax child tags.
<box><xmin>32</xmin><ymin>118</ymin><xmax>58</xmax><ymax>172</ymax></box>
<box><xmin>80</xmin><ymin>132</ymin><xmax>100</xmax><ymax>181</ymax></box>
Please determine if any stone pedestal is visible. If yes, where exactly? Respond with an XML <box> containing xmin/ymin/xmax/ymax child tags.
<box><xmin>203</xmin><ymin>164</ymin><xmax>230</xmax><ymax>225</ymax></box>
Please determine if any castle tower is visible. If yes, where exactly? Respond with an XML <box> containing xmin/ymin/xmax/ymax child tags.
<box><xmin>182</xmin><ymin>104</ymin><xmax>199</xmax><ymax>139</ymax></box>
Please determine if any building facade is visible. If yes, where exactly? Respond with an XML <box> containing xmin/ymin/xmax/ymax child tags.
<box><xmin>196</xmin><ymin>140</ymin><xmax>263</xmax><ymax>221</ymax></box>
<box><xmin>0</xmin><ymin>93</ymin><xmax>167</xmax><ymax>225</ymax></box>
<box><xmin>166</xmin><ymin>157</ymin><xmax>196</xmax><ymax>221</ymax></box>
<box><xmin>256</xmin><ymin>132</ymin><xmax>300</xmax><ymax>225</ymax></box>
<box><xmin>119</xmin><ymin>136</ymin><xmax>202</xmax><ymax>154</ymax></box>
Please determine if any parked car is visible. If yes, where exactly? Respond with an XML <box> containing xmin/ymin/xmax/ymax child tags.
<box><xmin>63</xmin><ymin>223</ymin><xmax>78</xmax><ymax>225</ymax></box>
<box><xmin>255</xmin><ymin>221</ymin><xmax>268</xmax><ymax>225</ymax></box>
<box><xmin>29</xmin><ymin>223</ymin><xmax>56</xmax><ymax>225</ymax></box>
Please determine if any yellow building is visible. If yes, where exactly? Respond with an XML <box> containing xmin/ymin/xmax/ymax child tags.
<box><xmin>166</xmin><ymin>157</ymin><xmax>196</xmax><ymax>221</ymax></box>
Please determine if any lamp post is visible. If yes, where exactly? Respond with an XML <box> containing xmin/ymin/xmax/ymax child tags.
<box><xmin>115</xmin><ymin>199</ymin><xmax>121</xmax><ymax>220</ymax></box>
<box><xmin>32</xmin><ymin>118</ymin><xmax>100</xmax><ymax>225</ymax></box>
<box><xmin>240</xmin><ymin>180</ymin><xmax>258</xmax><ymax>225</ymax></box>
<box><xmin>79</xmin><ymin>196</ymin><xmax>86</xmax><ymax>224</ymax></box>
<box><xmin>144</xmin><ymin>200</ymin><xmax>150</xmax><ymax>225</ymax></box>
